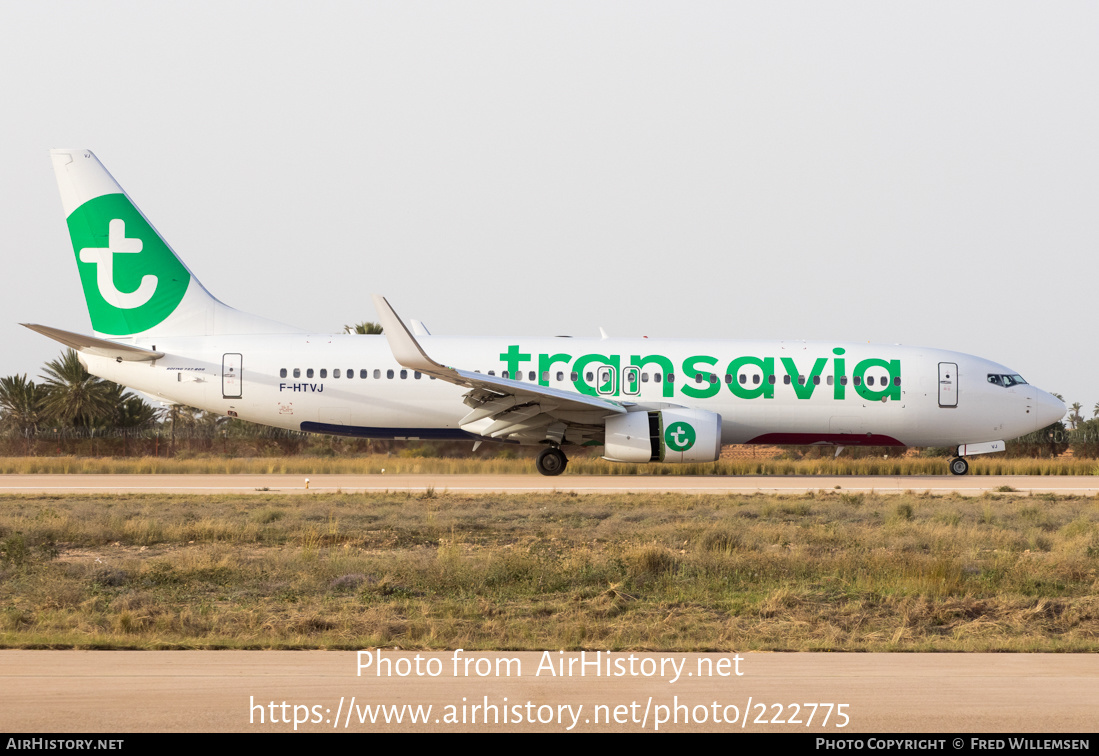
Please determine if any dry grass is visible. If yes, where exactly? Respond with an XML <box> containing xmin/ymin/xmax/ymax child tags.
<box><xmin>1</xmin><ymin>491</ymin><xmax>1097</xmax><ymax>651</ymax></box>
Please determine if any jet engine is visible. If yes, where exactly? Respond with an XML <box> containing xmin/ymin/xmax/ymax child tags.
<box><xmin>603</xmin><ymin>408</ymin><xmax>722</xmax><ymax>463</ymax></box>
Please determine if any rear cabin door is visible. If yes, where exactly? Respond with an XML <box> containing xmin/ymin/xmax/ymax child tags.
<box><xmin>223</xmin><ymin>353</ymin><xmax>243</xmax><ymax>399</ymax></box>
<box><xmin>938</xmin><ymin>362</ymin><xmax>957</xmax><ymax>408</ymax></box>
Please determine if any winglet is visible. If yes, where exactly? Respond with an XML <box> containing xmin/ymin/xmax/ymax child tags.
<box><xmin>371</xmin><ymin>295</ymin><xmax>446</xmax><ymax>374</ymax></box>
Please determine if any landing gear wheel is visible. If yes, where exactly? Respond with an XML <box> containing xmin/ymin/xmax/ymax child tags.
<box><xmin>536</xmin><ymin>447</ymin><xmax>568</xmax><ymax>476</ymax></box>
<box><xmin>949</xmin><ymin>457</ymin><xmax>969</xmax><ymax>476</ymax></box>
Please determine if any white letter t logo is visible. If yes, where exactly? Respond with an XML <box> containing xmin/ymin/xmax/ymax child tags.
<box><xmin>79</xmin><ymin>219</ymin><xmax>158</xmax><ymax>309</ymax></box>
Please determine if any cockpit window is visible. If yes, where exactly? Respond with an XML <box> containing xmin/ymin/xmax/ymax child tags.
<box><xmin>988</xmin><ymin>373</ymin><xmax>1028</xmax><ymax>387</ymax></box>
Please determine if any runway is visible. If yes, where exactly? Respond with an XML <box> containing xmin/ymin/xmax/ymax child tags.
<box><xmin>0</xmin><ymin>473</ymin><xmax>1097</xmax><ymax>495</ymax></box>
<box><xmin>2</xmin><ymin>651</ymin><xmax>1096</xmax><ymax>733</ymax></box>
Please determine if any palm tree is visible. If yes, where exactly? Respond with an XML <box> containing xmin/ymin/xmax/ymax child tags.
<box><xmin>39</xmin><ymin>350</ymin><xmax>115</xmax><ymax>428</ymax></box>
<box><xmin>110</xmin><ymin>386</ymin><xmax>161</xmax><ymax>429</ymax></box>
<box><xmin>0</xmin><ymin>374</ymin><xmax>44</xmax><ymax>435</ymax></box>
<box><xmin>343</xmin><ymin>322</ymin><xmax>384</xmax><ymax>335</ymax></box>
<box><xmin>1092</xmin><ymin>401</ymin><xmax>1099</xmax><ymax>419</ymax></box>
<box><xmin>1067</xmin><ymin>402</ymin><xmax>1083</xmax><ymax>430</ymax></box>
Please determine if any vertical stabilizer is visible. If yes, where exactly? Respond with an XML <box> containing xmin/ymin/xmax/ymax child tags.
<box><xmin>51</xmin><ymin>149</ymin><xmax>298</xmax><ymax>337</ymax></box>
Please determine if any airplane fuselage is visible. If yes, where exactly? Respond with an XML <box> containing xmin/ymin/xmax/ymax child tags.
<box><xmin>81</xmin><ymin>334</ymin><xmax>1053</xmax><ymax>449</ymax></box>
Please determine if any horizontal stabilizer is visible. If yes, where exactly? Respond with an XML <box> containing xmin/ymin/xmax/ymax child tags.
<box><xmin>22</xmin><ymin>323</ymin><xmax>165</xmax><ymax>362</ymax></box>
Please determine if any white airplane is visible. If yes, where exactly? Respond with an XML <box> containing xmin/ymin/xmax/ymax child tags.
<box><xmin>28</xmin><ymin>149</ymin><xmax>1065</xmax><ymax>476</ymax></box>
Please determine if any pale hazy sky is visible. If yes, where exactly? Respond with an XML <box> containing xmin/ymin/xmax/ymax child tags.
<box><xmin>3</xmin><ymin>2</ymin><xmax>1097</xmax><ymax>416</ymax></box>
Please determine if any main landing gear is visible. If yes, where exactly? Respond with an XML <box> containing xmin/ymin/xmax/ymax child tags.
<box><xmin>949</xmin><ymin>457</ymin><xmax>969</xmax><ymax>476</ymax></box>
<box><xmin>536</xmin><ymin>447</ymin><xmax>568</xmax><ymax>476</ymax></box>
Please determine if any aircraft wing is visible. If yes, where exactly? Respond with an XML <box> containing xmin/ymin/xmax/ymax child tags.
<box><xmin>22</xmin><ymin>323</ymin><xmax>165</xmax><ymax>362</ymax></box>
<box><xmin>373</xmin><ymin>295</ymin><xmax>627</xmax><ymax>444</ymax></box>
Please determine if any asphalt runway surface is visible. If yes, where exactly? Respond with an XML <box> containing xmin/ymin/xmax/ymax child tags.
<box><xmin>2</xmin><ymin>473</ymin><xmax>1099</xmax><ymax>495</ymax></box>
<box><xmin>2</xmin><ymin>651</ymin><xmax>1096</xmax><ymax>733</ymax></box>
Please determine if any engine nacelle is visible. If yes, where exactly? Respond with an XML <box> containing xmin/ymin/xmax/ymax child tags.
<box><xmin>603</xmin><ymin>408</ymin><xmax>722</xmax><ymax>463</ymax></box>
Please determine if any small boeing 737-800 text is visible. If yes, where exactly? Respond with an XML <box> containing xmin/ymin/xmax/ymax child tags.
<box><xmin>27</xmin><ymin>149</ymin><xmax>1065</xmax><ymax>475</ymax></box>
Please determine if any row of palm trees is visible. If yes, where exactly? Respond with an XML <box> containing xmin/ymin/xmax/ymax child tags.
<box><xmin>0</xmin><ymin>350</ymin><xmax>162</xmax><ymax>436</ymax></box>
<box><xmin>1062</xmin><ymin>400</ymin><xmax>1099</xmax><ymax>431</ymax></box>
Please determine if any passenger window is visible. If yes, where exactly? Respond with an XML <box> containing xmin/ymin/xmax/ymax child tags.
<box><xmin>642</xmin><ymin>373</ymin><xmax>649</xmax><ymax>383</ymax></box>
<box><xmin>753</xmin><ymin>375</ymin><xmax>760</xmax><ymax>385</ymax></box>
<box><xmin>542</xmin><ymin>372</ymin><xmax>549</xmax><ymax>382</ymax></box>
<box><xmin>827</xmin><ymin>376</ymin><xmax>833</xmax><ymax>386</ymax></box>
<box><xmin>414</xmin><ymin>371</ymin><xmax>421</xmax><ymax>379</ymax></box>
<box><xmin>867</xmin><ymin>376</ymin><xmax>875</xmax><ymax>386</ymax></box>
<box><xmin>488</xmin><ymin>370</ymin><xmax>496</xmax><ymax>376</ymax></box>
<box><xmin>293</xmin><ymin>368</ymin><xmax>301</xmax><ymax>378</ymax></box>
<box><xmin>360</xmin><ymin>369</ymin><xmax>367</xmax><ymax>379</ymax></box>
<box><xmin>333</xmin><ymin>369</ymin><xmax>340</xmax><ymax>378</ymax></box>
<box><xmin>347</xmin><ymin>369</ymin><xmax>353</xmax><ymax>379</ymax></box>
<box><xmin>798</xmin><ymin>375</ymin><xmax>806</xmax><ymax>385</ymax></box>
<box><xmin>894</xmin><ymin>377</ymin><xmax>901</xmax><ymax>386</ymax></box>
<box><xmin>307</xmin><ymin>368</ymin><xmax>314</xmax><ymax>378</ymax></box>
<box><xmin>840</xmin><ymin>376</ymin><xmax>848</xmax><ymax>386</ymax></box>
<box><xmin>320</xmin><ymin>369</ymin><xmax>327</xmax><ymax>379</ymax></box>
<box><xmin>654</xmin><ymin>373</ymin><xmax>662</xmax><ymax>383</ymax></box>
<box><xmin>586</xmin><ymin>372</ymin><xmax>593</xmax><ymax>381</ymax></box>
<box><xmin>667</xmin><ymin>373</ymin><xmax>675</xmax><ymax>383</ymax></box>
<box><xmin>813</xmin><ymin>375</ymin><xmax>820</xmax><ymax>386</ymax></box>
<box><xmin>400</xmin><ymin>370</ymin><xmax>408</xmax><ymax>379</ymax></box>
<box><xmin>502</xmin><ymin>371</ymin><xmax>509</xmax><ymax>379</ymax></box>
<box><xmin>854</xmin><ymin>376</ymin><xmax>861</xmax><ymax>386</ymax></box>
<box><xmin>739</xmin><ymin>374</ymin><xmax>747</xmax><ymax>385</ymax></box>
<box><xmin>557</xmin><ymin>371</ymin><xmax>564</xmax><ymax>381</ymax></box>
<box><xmin>280</xmin><ymin>368</ymin><xmax>287</xmax><ymax>378</ymax></box>
<box><xmin>529</xmin><ymin>371</ymin><xmax>536</xmax><ymax>381</ymax></box>
<box><xmin>386</xmin><ymin>369</ymin><xmax>394</xmax><ymax>379</ymax></box>
<box><xmin>783</xmin><ymin>375</ymin><xmax>791</xmax><ymax>385</ymax></box>
<box><xmin>695</xmin><ymin>374</ymin><xmax>704</xmax><ymax>384</ymax></box>
<box><xmin>374</xmin><ymin>369</ymin><xmax>381</xmax><ymax>379</ymax></box>
<box><xmin>571</xmin><ymin>372</ymin><xmax>578</xmax><ymax>381</ymax></box>
<box><xmin>768</xmin><ymin>375</ymin><xmax>776</xmax><ymax>385</ymax></box>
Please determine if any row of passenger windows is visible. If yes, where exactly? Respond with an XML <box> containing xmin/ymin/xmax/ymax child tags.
<box><xmin>279</xmin><ymin>367</ymin><xmax>899</xmax><ymax>388</ymax></box>
<box><xmin>280</xmin><ymin>368</ymin><xmax>434</xmax><ymax>380</ymax></box>
<box><xmin>486</xmin><ymin>371</ymin><xmax>899</xmax><ymax>387</ymax></box>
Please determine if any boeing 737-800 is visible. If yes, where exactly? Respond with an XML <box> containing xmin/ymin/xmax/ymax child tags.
<box><xmin>27</xmin><ymin>149</ymin><xmax>1065</xmax><ymax>476</ymax></box>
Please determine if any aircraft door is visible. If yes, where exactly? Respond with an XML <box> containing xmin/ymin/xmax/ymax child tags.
<box><xmin>223</xmin><ymin>353</ymin><xmax>243</xmax><ymax>399</ymax></box>
<box><xmin>938</xmin><ymin>362</ymin><xmax>957</xmax><ymax>408</ymax></box>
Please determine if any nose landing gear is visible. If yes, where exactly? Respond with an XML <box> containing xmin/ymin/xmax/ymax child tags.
<box><xmin>949</xmin><ymin>457</ymin><xmax>969</xmax><ymax>476</ymax></box>
<box><xmin>536</xmin><ymin>447</ymin><xmax>568</xmax><ymax>476</ymax></box>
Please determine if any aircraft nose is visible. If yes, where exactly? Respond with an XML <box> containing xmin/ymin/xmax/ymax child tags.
<box><xmin>1033</xmin><ymin>389</ymin><xmax>1066</xmax><ymax>431</ymax></box>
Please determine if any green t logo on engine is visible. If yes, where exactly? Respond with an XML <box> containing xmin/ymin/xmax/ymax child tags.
<box><xmin>665</xmin><ymin>421</ymin><xmax>696</xmax><ymax>452</ymax></box>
